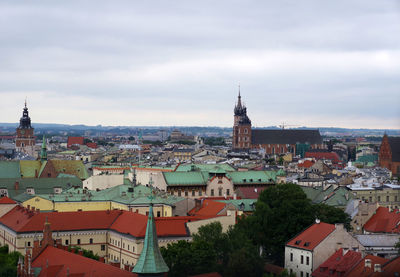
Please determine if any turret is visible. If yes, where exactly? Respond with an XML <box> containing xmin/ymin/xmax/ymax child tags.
<box><xmin>40</xmin><ymin>135</ymin><xmax>47</xmax><ymax>162</ymax></box>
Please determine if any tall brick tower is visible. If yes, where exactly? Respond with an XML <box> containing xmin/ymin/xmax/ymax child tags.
<box><xmin>233</xmin><ymin>88</ymin><xmax>252</xmax><ymax>150</ymax></box>
<box><xmin>15</xmin><ymin>101</ymin><xmax>35</xmax><ymax>156</ymax></box>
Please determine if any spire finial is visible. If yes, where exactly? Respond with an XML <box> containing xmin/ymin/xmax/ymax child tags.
<box><xmin>238</xmin><ymin>83</ymin><xmax>241</xmax><ymax>97</ymax></box>
<box><xmin>25</xmin><ymin>97</ymin><xmax>27</xmax><ymax>108</ymax></box>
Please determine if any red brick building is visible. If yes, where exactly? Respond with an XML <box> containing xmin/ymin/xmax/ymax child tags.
<box><xmin>379</xmin><ymin>134</ymin><xmax>400</xmax><ymax>177</ymax></box>
<box><xmin>232</xmin><ymin>92</ymin><xmax>324</xmax><ymax>154</ymax></box>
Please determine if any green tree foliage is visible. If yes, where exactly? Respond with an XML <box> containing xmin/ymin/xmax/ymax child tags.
<box><xmin>202</xmin><ymin>137</ymin><xmax>226</xmax><ymax>146</ymax></box>
<box><xmin>0</xmin><ymin>245</ymin><xmax>23</xmax><ymax>277</ymax></box>
<box><xmin>236</xmin><ymin>183</ymin><xmax>351</xmax><ymax>266</ymax></box>
<box><xmin>67</xmin><ymin>246</ymin><xmax>99</xmax><ymax>261</ymax></box>
<box><xmin>161</xmin><ymin>222</ymin><xmax>263</xmax><ymax>277</ymax></box>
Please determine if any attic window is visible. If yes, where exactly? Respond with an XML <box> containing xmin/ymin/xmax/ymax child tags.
<box><xmin>295</xmin><ymin>240</ymin><xmax>301</xmax><ymax>245</ymax></box>
<box><xmin>250</xmin><ymin>179</ymin><xmax>253</xmax><ymax>182</ymax></box>
<box><xmin>304</xmin><ymin>242</ymin><xmax>310</xmax><ymax>247</ymax></box>
<box><xmin>258</xmin><ymin>179</ymin><xmax>262</xmax><ymax>182</ymax></box>
<box><xmin>243</xmin><ymin>179</ymin><xmax>246</xmax><ymax>182</ymax></box>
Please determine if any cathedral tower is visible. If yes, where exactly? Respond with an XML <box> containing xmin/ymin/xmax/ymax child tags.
<box><xmin>15</xmin><ymin>101</ymin><xmax>35</xmax><ymax>156</ymax></box>
<box><xmin>233</xmin><ymin>88</ymin><xmax>252</xmax><ymax>150</ymax></box>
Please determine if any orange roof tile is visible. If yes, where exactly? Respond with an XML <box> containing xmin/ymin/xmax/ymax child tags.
<box><xmin>346</xmin><ymin>255</ymin><xmax>389</xmax><ymax>277</ymax></box>
<box><xmin>188</xmin><ymin>199</ymin><xmax>227</xmax><ymax>216</ymax></box>
<box><xmin>0</xmin><ymin>196</ymin><xmax>16</xmax><ymax>204</ymax></box>
<box><xmin>364</xmin><ymin>207</ymin><xmax>400</xmax><ymax>233</ymax></box>
<box><xmin>312</xmin><ymin>248</ymin><xmax>362</xmax><ymax>277</ymax></box>
<box><xmin>67</xmin><ymin>137</ymin><xmax>84</xmax><ymax>147</ymax></box>
<box><xmin>32</xmin><ymin>245</ymin><xmax>136</xmax><ymax>277</ymax></box>
<box><xmin>287</xmin><ymin>222</ymin><xmax>335</xmax><ymax>250</ymax></box>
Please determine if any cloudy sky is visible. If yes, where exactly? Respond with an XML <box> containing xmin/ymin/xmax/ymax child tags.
<box><xmin>1</xmin><ymin>0</ymin><xmax>399</xmax><ymax>129</ymax></box>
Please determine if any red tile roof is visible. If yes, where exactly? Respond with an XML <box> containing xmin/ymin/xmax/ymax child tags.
<box><xmin>0</xmin><ymin>196</ymin><xmax>16</xmax><ymax>204</ymax></box>
<box><xmin>32</xmin><ymin>245</ymin><xmax>136</xmax><ymax>277</ymax></box>
<box><xmin>0</xmin><ymin>207</ymin><xmax>122</xmax><ymax>233</ymax></box>
<box><xmin>370</xmin><ymin>256</ymin><xmax>400</xmax><ymax>276</ymax></box>
<box><xmin>67</xmin><ymin>137</ymin><xmax>84</xmax><ymax>147</ymax></box>
<box><xmin>363</xmin><ymin>207</ymin><xmax>400</xmax><ymax>233</ymax></box>
<box><xmin>346</xmin><ymin>255</ymin><xmax>389</xmax><ymax>277</ymax></box>
<box><xmin>312</xmin><ymin>248</ymin><xmax>362</xmax><ymax>277</ymax></box>
<box><xmin>86</xmin><ymin>142</ymin><xmax>98</xmax><ymax>149</ymax></box>
<box><xmin>287</xmin><ymin>222</ymin><xmax>335</xmax><ymax>250</ymax></box>
<box><xmin>188</xmin><ymin>199</ymin><xmax>227</xmax><ymax>216</ymax></box>
<box><xmin>305</xmin><ymin>152</ymin><xmax>341</xmax><ymax>163</ymax></box>
<box><xmin>298</xmin><ymin>160</ymin><xmax>315</xmax><ymax>168</ymax></box>
<box><xmin>236</xmin><ymin>187</ymin><xmax>266</xmax><ymax>199</ymax></box>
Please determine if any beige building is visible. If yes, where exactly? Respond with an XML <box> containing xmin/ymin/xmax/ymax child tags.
<box><xmin>285</xmin><ymin>221</ymin><xmax>364</xmax><ymax>277</ymax></box>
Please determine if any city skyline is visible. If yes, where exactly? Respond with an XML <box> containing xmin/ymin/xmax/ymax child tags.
<box><xmin>1</xmin><ymin>0</ymin><xmax>399</xmax><ymax>129</ymax></box>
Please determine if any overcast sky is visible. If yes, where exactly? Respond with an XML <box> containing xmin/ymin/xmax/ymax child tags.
<box><xmin>1</xmin><ymin>0</ymin><xmax>399</xmax><ymax>129</ymax></box>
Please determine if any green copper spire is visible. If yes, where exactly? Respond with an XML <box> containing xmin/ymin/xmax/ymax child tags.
<box><xmin>40</xmin><ymin>135</ymin><xmax>47</xmax><ymax>162</ymax></box>
<box><xmin>132</xmin><ymin>203</ymin><xmax>169</xmax><ymax>275</ymax></box>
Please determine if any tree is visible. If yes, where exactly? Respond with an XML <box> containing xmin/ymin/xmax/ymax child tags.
<box><xmin>236</xmin><ymin>183</ymin><xmax>351</xmax><ymax>266</ymax></box>
<box><xmin>0</xmin><ymin>245</ymin><xmax>23</xmax><ymax>276</ymax></box>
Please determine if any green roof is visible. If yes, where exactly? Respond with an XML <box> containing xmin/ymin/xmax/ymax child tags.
<box><xmin>175</xmin><ymin>163</ymin><xmax>235</xmax><ymax>172</ymax></box>
<box><xmin>57</xmin><ymin>150</ymin><xmax>76</xmax><ymax>155</ymax></box>
<box><xmin>20</xmin><ymin>161</ymin><xmax>41</xmax><ymax>178</ymax></box>
<box><xmin>227</xmin><ymin>171</ymin><xmax>277</xmax><ymax>185</ymax></box>
<box><xmin>355</xmin><ymin>154</ymin><xmax>378</xmax><ymax>164</ymax></box>
<box><xmin>163</xmin><ymin>171</ymin><xmax>208</xmax><ymax>186</ymax></box>
<box><xmin>0</xmin><ymin>177</ymin><xmax>82</xmax><ymax>199</ymax></box>
<box><xmin>0</xmin><ymin>161</ymin><xmax>20</xmax><ymax>178</ymax></box>
<box><xmin>132</xmin><ymin>204</ymin><xmax>169</xmax><ymax>274</ymax></box>
<box><xmin>217</xmin><ymin>199</ymin><xmax>256</xmax><ymax>212</ymax></box>
<box><xmin>301</xmin><ymin>186</ymin><xmax>354</xmax><ymax>207</ymax></box>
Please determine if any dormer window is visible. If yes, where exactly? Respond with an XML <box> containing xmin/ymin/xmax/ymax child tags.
<box><xmin>295</xmin><ymin>240</ymin><xmax>301</xmax><ymax>245</ymax></box>
<box><xmin>53</xmin><ymin>187</ymin><xmax>62</xmax><ymax>194</ymax></box>
<box><xmin>26</xmin><ymin>188</ymin><xmax>35</xmax><ymax>195</ymax></box>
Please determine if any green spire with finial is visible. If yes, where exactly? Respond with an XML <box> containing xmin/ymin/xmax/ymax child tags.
<box><xmin>40</xmin><ymin>135</ymin><xmax>47</xmax><ymax>162</ymax></box>
<box><xmin>132</xmin><ymin>195</ymin><xmax>169</xmax><ymax>275</ymax></box>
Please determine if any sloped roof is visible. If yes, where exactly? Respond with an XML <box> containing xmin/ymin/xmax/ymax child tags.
<box><xmin>0</xmin><ymin>177</ymin><xmax>82</xmax><ymax>199</ymax></box>
<box><xmin>312</xmin><ymin>248</ymin><xmax>362</xmax><ymax>277</ymax></box>
<box><xmin>217</xmin><ymin>199</ymin><xmax>256</xmax><ymax>212</ymax></box>
<box><xmin>388</xmin><ymin>137</ymin><xmax>400</xmax><ymax>162</ymax></box>
<box><xmin>363</xmin><ymin>207</ymin><xmax>400</xmax><ymax>233</ymax></box>
<box><xmin>0</xmin><ymin>207</ymin><xmax>122</xmax><ymax>233</ymax></box>
<box><xmin>251</xmin><ymin>129</ymin><xmax>322</xmax><ymax>145</ymax></box>
<box><xmin>305</xmin><ymin>152</ymin><xmax>341</xmax><ymax>163</ymax></box>
<box><xmin>287</xmin><ymin>222</ymin><xmax>335</xmax><ymax>250</ymax></box>
<box><xmin>235</xmin><ymin>187</ymin><xmax>267</xmax><ymax>199</ymax></box>
<box><xmin>188</xmin><ymin>199</ymin><xmax>227</xmax><ymax>216</ymax></box>
<box><xmin>20</xmin><ymin>160</ymin><xmax>41</xmax><ymax>178</ymax></box>
<box><xmin>163</xmin><ymin>171</ymin><xmax>208</xmax><ymax>186</ymax></box>
<box><xmin>174</xmin><ymin>164</ymin><xmax>235</xmax><ymax>172</ymax></box>
<box><xmin>301</xmin><ymin>186</ymin><xmax>354</xmax><ymax>207</ymax></box>
<box><xmin>0</xmin><ymin>161</ymin><xmax>20</xmax><ymax>178</ymax></box>
<box><xmin>67</xmin><ymin>137</ymin><xmax>84</xmax><ymax>147</ymax></box>
<box><xmin>227</xmin><ymin>171</ymin><xmax>277</xmax><ymax>185</ymax></box>
<box><xmin>32</xmin><ymin>245</ymin><xmax>136</xmax><ymax>277</ymax></box>
<box><xmin>50</xmin><ymin>160</ymin><xmax>89</xmax><ymax>180</ymax></box>
<box><xmin>370</xmin><ymin>256</ymin><xmax>400</xmax><ymax>277</ymax></box>
<box><xmin>0</xmin><ymin>196</ymin><xmax>16</xmax><ymax>204</ymax></box>
<box><xmin>298</xmin><ymin>160</ymin><xmax>315</xmax><ymax>168</ymax></box>
<box><xmin>346</xmin><ymin>255</ymin><xmax>389</xmax><ymax>277</ymax></box>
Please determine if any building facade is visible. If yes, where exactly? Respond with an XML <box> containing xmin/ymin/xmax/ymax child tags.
<box><xmin>379</xmin><ymin>134</ymin><xmax>400</xmax><ymax>177</ymax></box>
<box><xmin>15</xmin><ymin>101</ymin><xmax>35</xmax><ymax>156</ymax></box>
<box><xmin>232</xmin><ymin>92</ymin><xmax>324</xmax><ymax>154</ymax></box>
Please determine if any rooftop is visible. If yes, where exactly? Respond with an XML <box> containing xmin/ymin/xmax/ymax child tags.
<box><xmin>287</xmin><ymin>222</ymin><xmax>335</xmax><ymax>250</ymax></box>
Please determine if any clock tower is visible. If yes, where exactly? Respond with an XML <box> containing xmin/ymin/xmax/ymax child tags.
<box><xmin>15</xmin><ymin>101</ymin><xmax>35</xmax><ymax>156</ymax></box>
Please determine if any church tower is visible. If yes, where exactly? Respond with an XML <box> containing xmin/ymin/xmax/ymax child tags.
<box><xmin>233</xmin><ymin>87</ymin><xmax>252</xmax><ymax>150</ymax></box>
<box><xmin>15</xmin><ymin>101</ymin><xmax>35</xmax><ymax>156</ymax></box>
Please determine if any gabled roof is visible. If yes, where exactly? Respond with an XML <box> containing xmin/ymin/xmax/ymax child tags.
<box><xmin>301</xmin><ymin>186</ymin><xmax>354</xmax><ymax>207</ymax></box>
<box><xmin>251</xmin><ymin>129</ymin><xmax>322</xmax><ymax>145</ymax></box>
<box><xmin>312</xmin><ymin>248</ymin><xmax>362</xmax><ymax>277</ymax></box>
<box><xmin>217</xmin><ymin>199</ymin><xmax>256</xmax><ymax>212</ymax></box>
<box><xmin>363</xmin><ymin>206</ymin><xmax>400</xmax><ymax>233</ymax></box>
<box><xmin>227</xmin><ymin>171</ymin><xmax>277</xmax><ymax>185</ymax></box>
<box><xmin>20</xmin><ymin>160</ymin><xmax>41</xmax><ymax>178</ymax></box>
<box><xmin>370</xmin><ymin>256</ymin><xmax>400</xmax><ymax>277</ymax></box>
<box><xmin>305</xmin><ymin>152</ymin><xmax>341</xmax><ymax>163</ymax></box>
<box><xmin>32</xmin><ymin>245</ymin><xmax>136</xmax><ymax>277</ymax></box>
<box><xmin>346</xmin><ymin>255</ymin><xmax>389</xmax><ymax>277</ymax></box>
<box><xmin>235</xmin><ymin>186</ymin><xmax>267</xmax><ymax>199</ymax></box>
<box><xmin>188</xmin><ymin>199</ymin><xmax>227</xmax><ymax>216</ymax></box>
<box><xmin>287</xmin><ymin>222</ymin><xmax>335</xmax><ymax>250</ymax></box>
<box><xmin>0</xmin><ymin>196</ymin><xmax>16</xmax><ymax>204</ymax></box>
<box><xmin>163</xmin><ymin>171</ymin><xmax>208</xmax><ymax>186</ymax></box>
<box><xmin>49</xmin><ymin>160</ymin><xmax>89</xmax><ymax>180</ymax></box>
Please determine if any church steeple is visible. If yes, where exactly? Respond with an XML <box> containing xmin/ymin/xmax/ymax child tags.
<box><xmin>19</xmin><ymin>100</ymin><xmax>32</xmax><ymax>129</ymax></box>
<box><xmin>40</xmin><ymin>135</ymin><xmax>47</xmax><ymax>162</ymax></box>
<box><xmin>132</xmin><ymin>202</ymin><xmax>169</xmax><ymax>276</ymax></box>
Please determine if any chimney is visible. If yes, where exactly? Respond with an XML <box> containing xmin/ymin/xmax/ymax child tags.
<box><xmin>365</xmin><ymin>259</ymin><xmax>372</xmax><ymax>268</ymax></box>
<box><xmin>15</xmin><ymin>181</ymin><xmax>19</xmax><ymax>191</ymax></box>
<box><xmin>374</xmin><ymin>264</ymin><xmax>382</xmax><ymax>272</ymax></box>
<box><xmin>31</xmin><ymin>207</ymin><xmax>35</xmax><ymax>212</ymax></box>
<box><xmin>233</xmin><ymin>193</ymin><xmax>237</xmax><ymax>200</ymax></box>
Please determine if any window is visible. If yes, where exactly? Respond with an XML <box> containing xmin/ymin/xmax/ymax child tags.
<box><xmin>118</xmin><ymin>241</ymin><xmax>120</xmax><ymax>247</ymax></box>
<box><xmin>218</xmin><ymin>188</ymin><xmax>222</xmax><ymax>196</ymax></box>
<box><xmin>192</xmin><ymin>190</ymin><xmax>195</xmax><ymax>196</ymax></box>
<box><xmin>47</xmin><ymin>173</ymin><xmax>51</xmax><ymax>177</ymax></box>
<box><xmin>306</xmin><ymin>256</ymin><xmax>309</xmax><ymax>265</ymax></box>
<box><xmin>178</xmin><ymin>190</ymin><xmax>181</xmax><ymax>197</ymax></box>
<box><xmin>77</xmin><ymin>239</ymin><xmax>81</xmax><ymax>244</ymax></box>
<box><xmin>27</xmin><ymin>241</ymin><xmax>31</xmax><ymax>247</ymax></box>
<box><xmin>378</xmin><ymin>196</ymin><xmax>381</xmax><ymax>201</ymax></box>
<box><xmin>244</xmin><ymin>128</ymin><xmax>248</xmax><ymax>134</ymax></box>
<box><xmin>157</xmin><ymin>211</ymin><xmax>161</xmax><ymax>217</ymax></box>
<box><xmin>306</xmin><ymin>273</ymin><xmax>309</xmax><ymax>277</ymax></box>
<box><xmin>128</xmin><ymin>245</ymin><xmax>130</xmax><ymax>250</ymax></box>
<box><xmin>101</xmin><ymin>244</ymin><xmax>105</xmax><ymax>251</ymax></box>
<box><xmin>90</xmin><ymin>238</ymin><xmax>93</xmax><ymax>244</ymax></box>
<box><xmin>211</xmin><ymin>189</ymin><xmax>214</xmax><ymax>196</ymax></box>
<box><xmin>132</xmin><ymin>246</ymin><xmax>135</xmax><ymax>252</ymax></box>
<box><xmin>301</xmin><ymin>255</ymin><xmax>304</xmax><ymax>264</ymax></box>
<box><xmin>199</xmin><ymin>190</ymin><xmax>202</xmax><ymax>196</ymax></box>
<box><xmin>369</xmin><ymin>196</ymin><xmax>372</xmax><ymax>202</ymax></box>
<box><xmin>387</xmin><ymin>196</ymin><xmax>390</xmax><ymax>202</ymax></box>
<box><xmin>395</xmin><ymin>196</ymin><xmax>398</xmax><ymax>202</ymax></box>
<box><xmin>65</xmin><ymin>239</ymin><xmax>69</xmax><ymax>245</ymax></box>
<box><xmin>290</xmin><ymin>253</ymin><xmax>293</xmax><ymax>262</ymax></box>
<box><xmin>185</xmin><ymin>190</ymin><xmax>188</xmax><ymax>196</ymax></box>
<box><xmin>301</xmin><ymin>271</ymin><xmax>303</xmax><ymax>277</ymax></box>
<box><xmin>226</xmin><ymin>189</ymin><xmax>230</xmax><ymax>196</ymax></box>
